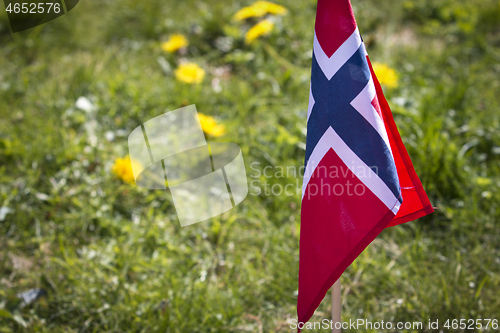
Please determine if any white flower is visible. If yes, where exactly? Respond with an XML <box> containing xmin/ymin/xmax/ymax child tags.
<box><xmin>75</xmin><ymin>96</ymin><xmax>96</xmax><ymax>112</ymax></box>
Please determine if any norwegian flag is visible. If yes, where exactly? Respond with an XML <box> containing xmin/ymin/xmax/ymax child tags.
<box><xmin>298</xmin><ymin>0</ymin><xmax>434</xmax><ymax>325</ymax></box>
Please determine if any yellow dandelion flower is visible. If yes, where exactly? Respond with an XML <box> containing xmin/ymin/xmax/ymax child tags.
<box><xmin>233</xmin><ymin>1</ymin><xmax>287</xmax><ymax>21</ymax></box>
<box><xmin>174</xmin><ymin>63</ymin><xmax>205</xmax><ymax>84</ymax></box>
<box><xmin>198</xmin><ymin>113</ymin><xmax>225</xmax><ymax>137</ymax></box>
<box><xmin>372</xmin><ymin>62</ymin><xmax>399</xmax><ymax>89</ymax></box>
<box><xmin>245</xmin><ymin>19</ymin><xmax>274</xmax><ymax>44</ymax></box>
<box><xmin>112</xmin><ymin>156</ymin><xmax>141</xmax><ymax>184</ymax></box>
<box><xmin>257</xmin><ymin>1</ymin><xmax>287</xmax><ymax>15</ymax></box>
<box><xmin>161</xmin><ymin>34</ymin><xmax>189</xmax><ymax>53</ymax></box>
<box><xmin>234</xmin><ymin>6</ymin><xmax>267</xmax><ymax>21</ymax></box>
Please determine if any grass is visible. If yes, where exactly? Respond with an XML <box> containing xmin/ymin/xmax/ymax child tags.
<box><xmin>0</xmin><ymin>0</ymin><xmax>499</xmax><ymax>331</ymax></box>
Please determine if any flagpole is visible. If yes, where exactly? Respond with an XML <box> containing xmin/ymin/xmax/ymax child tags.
<box><xmin>331</xmin><ymin>278</ymin><xmax>341</xmax><ymax>333</ymax></box>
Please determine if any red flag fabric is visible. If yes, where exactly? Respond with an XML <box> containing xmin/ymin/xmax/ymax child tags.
<box><xmin>297</xmin><ymin>0</ymin><xmax>434</xmax><ymax>327</ymax></box>
<box><xmin>367</xmin><ymin>59</ymin><xmax>435</xmax><ymax>227</ymax></box>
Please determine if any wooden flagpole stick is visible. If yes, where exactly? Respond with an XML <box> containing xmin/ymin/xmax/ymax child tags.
<box><xmin>331</xmin><ymin>278</ymin><xmax>341</xmax><ymax>333</ymax></box>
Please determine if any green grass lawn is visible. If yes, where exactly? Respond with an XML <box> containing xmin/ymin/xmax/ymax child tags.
<box><xmin>1</xmin><ymin>0</ymin><xmax>500</xmax><ymax>331</ymax></box>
